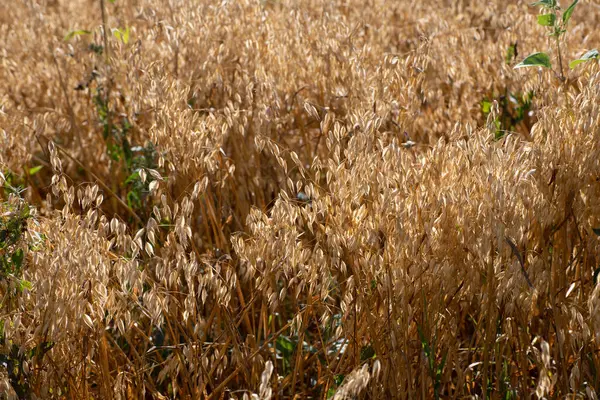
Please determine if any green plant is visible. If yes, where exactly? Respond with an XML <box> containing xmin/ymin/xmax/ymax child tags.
<box><xmin>91</xmin><ymin>58</ymin><xmax>161</xmax><ymax>218</ymax></box>
<box><xmin>0</xmin><ymin>196</ymin><xmax>31</xmax><ymax>288</ymax></box>
<box><xmin>418</xmin><ymin>294</ymin><xmax>448</xmax><ymax>400</ymax></box>
<box><xmin>515</xmin><ymin>0</ymin><xmax>598</xmax><ymax>78</ymax></box>
<box><xmin>112</xmin><ymin>26</ymin><xmax>130</xmax><ymax>44</ymax></box>
<box><xmin>482</xmin><ymin>90</ymin><xmax>535</xmax><ymax>140</ymax></box>
<box><xmin>123</xmin><ymin>143</ymin><xmax>161</xmax><ymax>213</ymax></box>
<box><xmin>275</xmin><ymin>334</ymin><xmax>296</xmax><ymax>375</ymax></box>
<box><xmin>326</xmin><ymin>374</ymin><xmax>345</xmax><ymax>398</ymax></box>
<box><xmin>94</xmin><ymin>91</ymin><xmax>157</xmax><ymax>212</ymax></box>
<box><xmin>0</xmin><ymin>341</ymin><xmax>54</xmax><ymax>399</ymax></box>
<box><xmin>0</xmin><ymin>191</ymin><xmax>38</xmax><ymax>397</ymax></box>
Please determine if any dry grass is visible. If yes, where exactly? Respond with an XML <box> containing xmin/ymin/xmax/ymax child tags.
<box><xmin>1</xmin><ymin>0</ymin><xmax>600</xmax><ymax>398</ymax></box>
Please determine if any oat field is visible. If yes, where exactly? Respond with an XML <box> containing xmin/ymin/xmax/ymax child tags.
<box><xmin>1</xmin><ymin>0</ymin><xmax>600</xmax><ymax>398</ymax></box>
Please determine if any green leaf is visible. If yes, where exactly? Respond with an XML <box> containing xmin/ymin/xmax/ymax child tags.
<box><xmin>334</xmin><ymin>374</ymin><xmax>345</xmax><ymax>386</ymax></box>
<box><xmin>481</xmin><ymin>100</ymin><xmax>492</xmax><ymax>114</ymax></box>
<box><xmin>112</xmin><ymin>27</ymin><xmax>130</xmax><ymax>44</ymax></box>
<box><xmin>89</xmin><ymin>43</ymin><xmax>104</xmax><ymax>55</ymax></box>
<box><xmin>569</xmin><ymin>49</ymin><xmax>599</xmax><ymax>69</ymax></box>
<box><xmin>11</xmin><ymin>248</ymin><xmax>24</xmax><ymax>269</ymax></box>
<box><xmin>514</xmin><ymin>52</ymin><xmax>552</xmax><ymax>69</ymax></box>
<box><xmin>505</xmin><ymin>43</ymin><xmax>517</xmax><ymax>64</ymax></box>
<box><xmin>417</xmin><ymin>325</ymin><xmax>432</xmax><ymax>359</ymax></box>
<box><xmin>122</xmin><ymin>26</ymin><xmax>130</xmax><ymax>44</ymax></box>
<box><xmin>360</xmin><ymin>344</ymin><xmax>376</xmax><ymax>361</ymax></box>
<box><xmin>112</xmin><ymin>29</ymin><xmax>122</xmax><ymax>43</ymax></box>
<box><xmin>438</xmin><ymin>352</ymin><xmax>448</xmax><ymax>377</ymax></box>
<box><xmin>19</xmin><ymin>279</ymin><xmax>32</xmax><ymax>292</ymax></box>
<box><xmin>64</xmin><ymin>29</ymin><xmax>91</xmax><ymax>41</ymax></box>
<box><xmin>28</xmin><ymin>166</ymin><xmax>43</xmax><ymax>176</ymax></box>
<box><xmin>125</xmin><ymin>171</ymin><xmax>140</xmax><ymax>185</ymax></box>
<box><xmin>126</xmin><ymin>190</ymin><xmax>141</xmax><ymax>209</ymax></box>
<box><xmin>20</xmin><ymin>203</ymin><xmax>31</xmax><ymax>220</ymax></box>
<box><xmin>562</xmin><ymin>0</ymin><xmax>579</xmax><ymax>25</ymax></box>
<box><xmin>275</xmin><ymin>335</ymin><xmax>295</xmax><ymax>358</ymax></box>
<box><xmin>531</xmin><ymin>0</ymin><xmax>556</xmax><ymax>8</ymax></box>
<box><xmin>537</xmin><ymin>13</ymin><xmax>556</xmax><ymax>26</ymax></box>
<box><xmin>326</xmin><ymin>375</ymin><xmax>345</xmax><ymax>399</ymax></box>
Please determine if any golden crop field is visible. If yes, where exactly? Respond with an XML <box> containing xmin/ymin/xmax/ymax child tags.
<box><xmin>1</xmin><ymin>0</ymin><xmax>600</xmax><ymax>398</ymax></box>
